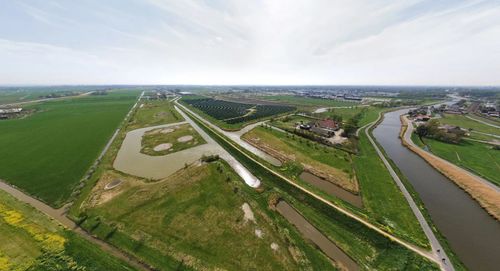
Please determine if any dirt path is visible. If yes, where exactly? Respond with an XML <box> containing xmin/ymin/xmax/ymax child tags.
<box><xmin>366</xmin><ymin>113</ymin><xmax>454</xmax><ymax>271</ymax></box>
<box><xmin>466</xmin><ymin>115</ymin><xmax>500</xmax><ymax>129</ymax></box>
<box><xmin>176</xmin><ymin>100</ymin><xmax>442</xmax><ymax>268</ymax></box>
<box><xmin>0</xmin><ymin>179</ymin><xmax>151</xmax><ymax>271</ymax></box>
<box><xmin>1</xmin><ymin>91</ymin><xmax>94</xmax><ymax>107</ymax></box>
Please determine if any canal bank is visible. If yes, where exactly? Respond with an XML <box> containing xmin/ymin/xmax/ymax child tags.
<box><xmin>373</xmin><ymin>109</ymin><xmax>500</xmax><ymax>271</ymax></box>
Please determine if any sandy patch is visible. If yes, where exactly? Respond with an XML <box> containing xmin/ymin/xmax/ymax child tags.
<box><xmin>154</xmin><ymin>143</ymin><xmax>172</xmax><ymax>152</ymax></box>
<box><xmin>177</xmin><ymin>135</ymin><xmax>194</xmax><ymax>142</ymax></box>
<box><xmin>255</xmin><ymin>229</ymin><xmax>263</xmax><ymax>238</ymax></box>
<box><xmin>271</xmin><ymin>243</ymin><xmax>279</xmax><ymax>251</ymax></box>
<box><xmin>161</xmin><ymin>128</ymin><xmax>174</xmax><ymax>134</ymax></box>
<box><xmin>242</xmin><ymin>203</ymin><xmax>256</xmax><ymax>223</ymax></box>
<box><xmin>104</xmin><ymin>179</ymin><xmax>122</xmax><ymax>190</ymax></box>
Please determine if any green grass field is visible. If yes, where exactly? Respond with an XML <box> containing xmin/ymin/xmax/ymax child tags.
<box><xmin>183</xmin><ymin>108</ymin><xmax>437</xmax><ymax>269</ymax></box>
<box><xmin>242</xmin><ymin>126</ymin><xmax>357</xmax><ymax>192</ymax></box>
<box><xmin>353</xmin><ymin>128</ymin><xmax>429</xmax><ymax>248</ymax></box>
<box><xmin>78</xmin><ymin>161</ymin><xmax>320</xmax><ymax>270</ymax></box>
<box><xmin>439</xmin><ymin>114</ymin><xmax>499</xmax><ymax>136</ymax></box>
<box><xmin>0</xmin><ymin>190</ymin><xmax>136</xmax><ymax>271</ymax></box>
<box><xmin>313</xmin><ymin>106</ymin><xmax>384</xmax><ymax>127</ymax></box>
<box><xmin>141</xmin><ymin>123</ymin><xmax>206</xmax><ymax>156</ymax></box>
<box><xmin>260</xmin><ymin>95</ymin><xmax>357</xmax><ymax>108</ymax></box>
<box><xmin>0</xmin><ymin>91</ymin><xmax>139</xmax><ymax>207</ymax></box>
<box><xmin>126</xmin><ymin>99</ymin><xmax>183</xmax><ymax>131</ymax></box>
<box><xmin>418</xmin><ymin>137</ymin><xmax>500</xmax><ymax>186</ymax></box>
<box><xmin>246</xmin><ymin>107</ymin><xmax>428</xmax><ymax>248</ymax></box>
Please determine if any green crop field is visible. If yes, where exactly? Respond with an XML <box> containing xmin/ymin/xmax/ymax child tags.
<box><xmin>418</xmin><ymin>137</ymin><xmax>500</xmax><ymax>186</ymax></box>
<box><xmin>259</xmin><ymin>95</ymin><xmax>357</xmax><ymax>108</ymax></box>
<box><xmin>0</xmin><ymin>91</ymin><xmax>139</xmax><ymax>207</ymax></box>
<box><xmin>0</xmin><ymin>190</ymin><xmax>136</xmax><ymax>271</ymax></box>
<box><xmin>77</xmin><ymin>161</ymin><xmax>323</xmax><ymax>271</ymax></box>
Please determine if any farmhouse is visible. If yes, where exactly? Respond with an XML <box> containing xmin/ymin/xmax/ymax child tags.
<box><xmin>415</xmin><ymin>114</ymin><xmax>431</xmax><ymax>122</ymax></box>
<box><xmin>309</xmin><ymin>118</ymin><xmax>339</xmax><ymax>137</ymax></box>
<box><xmin>438</xmin><ymin>124</ymin><xmax>469</xmax><ymax>136</ymax></box>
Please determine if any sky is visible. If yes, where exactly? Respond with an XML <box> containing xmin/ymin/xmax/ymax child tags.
<box><xmin>1</xmin><ymin>0</ymin><xmax>499</xmax><ymax>86</ymax></box>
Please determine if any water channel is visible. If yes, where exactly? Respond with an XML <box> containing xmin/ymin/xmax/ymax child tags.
<box><xmin>373</xmin><ymin>108</ymin><xmax>500</xmax><ymax>271</ymax></box>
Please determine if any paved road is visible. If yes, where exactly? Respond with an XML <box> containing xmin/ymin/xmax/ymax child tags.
<box><xmin>466</xmin><ymin>115</ymin><xmax>500</xmax><ymax>129</ymax></box>
<box><xmin>174</xmin><ymin>104</ymin><xmax>261</xmax><ymax>188</ymax></box>
<box><xmin>366</xmin><ymin>114</ymin><xmax>454</xmax><ymax>271</ymax></box>
<box><xmin>404</xmin><ymin>116</ymin><xmax>500</xmax><ymax>193</ymax></box>
<box><xmin>174</xmin><ymin>99</ymin><xmax>281</xmax><ymax>167</ymax></box>
<box><xmin>176</xmin><ymin>100</ymin><xmax>442</xmax><ymax>268</ymax></box>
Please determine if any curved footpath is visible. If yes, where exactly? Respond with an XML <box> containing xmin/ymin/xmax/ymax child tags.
<box><xmin>365</xmin><ymin>113</ymin><xmax>453</xmax><ymax>271</ymax></box>
<box><xmin>175</xmin><ymin>100</ymin><xmax>444</xmax><ymax>269</ymax></box>
<box><xmin>401</xmin><ymin>115</ymin><xmax>500</xmax><ymax>220</ymax></box>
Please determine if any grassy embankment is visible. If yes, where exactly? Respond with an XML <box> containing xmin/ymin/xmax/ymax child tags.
<box><xmin>415</xmin><ymin>137</ymin><xmax>499</xmax><ymax>187</ymax></box>
<box><xmin>264</xmin><ymin>106</ymin><xmax>428</xmax><ymax>247</ymax></box>
<box><xmin>70</xmin><ymin>99</ymin><xmax>183</xmax><ymax>216</ymax></box>
<box><xmin>140</xmin><ymin>123</ymin><xmax>206</xmax><ymax>156</ymax></box>
<box><xmin>0</xmin><ymin>91</ymin><xmax>139</xmax><ymax>207</ymax></box>
<box><xmin>71</xmin><ymin>100</ymin><xmax>333</xmax><ymax>270</ymax></box>
<box><xmin>181</xmin><ymin>106</ymin><xmax>439</xmax><ymax>270</ymax></box>
<box><xmin>78</xmin><ymin>161</ymin><xmax>320</xmax><ymax>270</ymax></box>
<box><xmin>416</xmin><ymin>113</ymin><xmax>500</xmax><ymax>186</ymax></box>
<box><xmin>242</xmin><ymin>126</ymin><xmax>357</xmax><ymax>192</ymax></box>
<box><xmin>0</xmin><ymin>190</ymin><xmax>136</xmax><ymax>271</ymax></box>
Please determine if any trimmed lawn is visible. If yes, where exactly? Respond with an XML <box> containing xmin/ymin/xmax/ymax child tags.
<box><xmin>0</xmin><ymin>190</ymin><xmax>136</xmax><ymax>271</ymax></box>
<box><xmin>421</xmin><ymin>137</ymin><xmax>500</xmax><ymax>186</ymax></box>
<box><xmin>0</xmin><ymin>91</ymin><xmax>138</xmax><ymax>207</ymax></box>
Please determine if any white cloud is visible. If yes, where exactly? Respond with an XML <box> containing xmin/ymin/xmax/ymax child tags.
<box><xmin>0</xmin><ymin>0</ymin><xmax>499</xmax><ymax>85</ymax></box>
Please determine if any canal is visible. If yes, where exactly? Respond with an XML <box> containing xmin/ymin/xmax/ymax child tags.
<box><xmin>373</xmin><ymin>108</ymin><xmax>500</xmax><ymax>271</ymax></box>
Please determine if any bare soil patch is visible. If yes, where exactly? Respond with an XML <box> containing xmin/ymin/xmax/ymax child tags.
<box><xmin>154</xmin><ymin>143</ymin><xmax>173</xmax><ymax>152</ymax></box>
<box><xmin>177</xmin><ymin>135</ymin><xmax>194</xmax><ymax>142</ymax></box>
